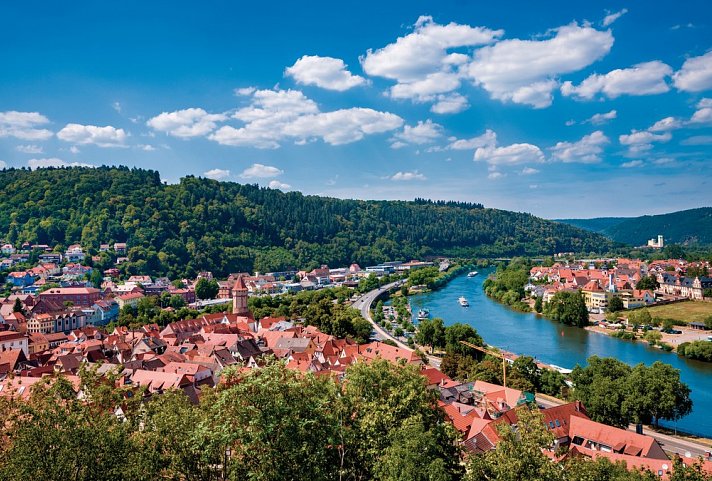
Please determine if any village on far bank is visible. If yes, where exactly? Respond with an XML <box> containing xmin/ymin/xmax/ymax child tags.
<box><xmin>0</xmin><ymin>237</ymin><xmax>712</xmax><ymax>478</ymax></box>
<box><xmin>526</xmin><ymin>236</ymin><xmax>712</xmax><ymax>353</ymax></box>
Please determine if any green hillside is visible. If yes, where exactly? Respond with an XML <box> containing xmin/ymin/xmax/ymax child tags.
<box><xmin>0</xmin><ymin>166</ymin><xmax>614</xmax><ymax>277</ymax></box>
<box><xmin>555</xmin><ymin>217</ymin><xmax>628</xmax><ymax>234</ymax></box>
<box><xmin>558</xmin><ymin>208</ymin><xmax>712</xmax><ymax>246</ymax></box>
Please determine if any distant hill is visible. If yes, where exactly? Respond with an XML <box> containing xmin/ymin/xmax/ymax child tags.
<box><xmin>557</xmin><ymin>208</ymin><xmax>712</xmax><ymax>246</ymax></box>
<box><xmin>0</xmin><ymin>166</ymin><xmax>614</xmax><ymax>277</ymax></box>
<box><xmin>555</xmin><ymin>217</ymin><xmax>629</xmax><ymax>235</ymax></box>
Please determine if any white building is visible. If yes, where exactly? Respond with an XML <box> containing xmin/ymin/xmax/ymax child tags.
<box><xmin>647</xmin><ymin>235</ymin><xmax>664</xmax><ymax>249</ymax></box>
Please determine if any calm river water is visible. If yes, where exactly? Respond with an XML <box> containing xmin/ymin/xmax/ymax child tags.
<box><xmin>408</xmin><ymin>268</ymin><xmax>712</xmax><ymax>437</ymax></box>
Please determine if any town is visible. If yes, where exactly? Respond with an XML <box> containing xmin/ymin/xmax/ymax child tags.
<box><xmin>0</xmin><ymin>239</ymin><xmax>711</xmax><ymax>479</ymax></box>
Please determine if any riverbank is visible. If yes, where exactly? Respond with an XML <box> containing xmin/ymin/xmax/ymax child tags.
<box><xmin>408</xmin><ymin>269</ymin><xmax>712</xmax><ymax>438</ymax></box>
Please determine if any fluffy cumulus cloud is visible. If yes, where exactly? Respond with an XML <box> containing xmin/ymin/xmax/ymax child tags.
<box><xmin>467</xmin><ymin>22</ymin><xmax>614</xmax><ymax>108</ymax></box>
<box><xmin>361</xmin><ymin>16</ymin><xmax>502</xmax><ymax>107</ymax></box>
<box><xmin>268</xmin><ymin>180</ymin><xmax>291</xmax><ymax>190</ymax></box>
<box><xmin>391</xmin><ymin>119</ymin><xmax>442</xmax><ymax>147</ymax></box>
<box><xmin>203</xmin><ymin>168</ymin><xmax>230</xmax><ymax>180</ymax></box>
<box><xmin>673</xmin><ymin>51</ymin><xmax>712</xmax><ymax>92</ymax></box>
<box><xmin>474</xmin><ymin>142</ymin><xmax>545</xmax><ymax>166</ymax></box>
<box><xmin>521</xmin><ymin>167</ymin><xmax>540</xmax><ymax>175</ymax></box>
<box><xmin>561</xmin><ymin>61</ymin><xmax>672</xmax><ymax>100</ymax></box>
<box><xmin>147</xmin><ymin>108</ymin><xmax>227</xmax><ymax>138</ymax></box>
<box><xmin>210</xmin><ymin>88</ymin><xmax>402</xmax><ymax>148</ymax></box>
<box><xmin>0</xmin><ymin>111</ymin><xmax>53</xmax><ymax>140</ymax></box>
<box><xmin>285</xmin><ymin>55</ymin><xmax>367</xmax><ymax>91</ymax></box>
<box><xmin>240</xmin><ymin>163</ymin><xmax>284</xmax><ymax>179</ymax></box>
<box><xmin>585</xmin><ymin>109</ymin><xmax>617</xmax><ymax>125</ymax></box>
<box><xmin>27</xmin><ymin>158</ymin><xmax>93</xmax><ymax>169</ymax></box>
<box><xmin>391</xmin><ymin>170</ymin><xmax>427</xmax><ymax>181</ymax></box>
<box><xmin>57</xmin><ymin>123</ymin><xmax>128</xmax><ymax>147</ymax></box>
<box><xmin>445</xmin><ymin>129</ymin><xmax>497</xmax><ymax>150</ymax></box>
<box><xmin>430</xmin><ymin>93</ymin><xmax>469</xmax><ymax>114</ymax></box>
<box><xmin>690</xmin><ymin>98</ymin><xmax>712</xmax><ymax>124</ymax></box>
<box><xmin>619</xmin><ymin>130</ymin><xmax>672</xmax><ymax>153</ymax></box>
<box><xmin>602</xmin><ymin>8</ymin><xmax>628</xmax><ymax>27</ymax></box>
<box><xmin>648</xmin><ymin>116</ymin><xmax>683</xmax><ymax>132</ymax></box>
<box><xmin>621</xmin><ymin>160</ymin><xmax>643</xmax><ymax>168</ymax></box>
<box><xmin>550</xmin><ymin>130</ymin><xmax>609</xmax><ymax>163</ymax></box>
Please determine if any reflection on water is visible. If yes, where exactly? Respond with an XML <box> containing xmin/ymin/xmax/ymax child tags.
<box><xmin>408</xmin><ymin>268</ymin><xmax>712</xmax><ymax>437</ymax></box>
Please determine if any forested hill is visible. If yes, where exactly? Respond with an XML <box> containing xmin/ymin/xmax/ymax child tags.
<box><xmin>555</xmin><ymin>217</ymin><xmax>628</xmax><ymax>235</ymax></box>
<box><xmin>558</xmin><ymin>208</ymin><xmax>712</xmax><ymax>246</ymax></box>
<box><xmin>0</xmin><ymin>166</ymin><xmax>614</xmax><ymax>277</ymax></box>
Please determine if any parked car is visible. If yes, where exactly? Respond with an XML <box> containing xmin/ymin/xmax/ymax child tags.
<box><xmin>662</xmin><ymin>328</ymin><xmax>682</xmax><ymax>334</ymax></box>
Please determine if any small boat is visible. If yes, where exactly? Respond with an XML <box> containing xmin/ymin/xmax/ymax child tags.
<box><xmin>467</xmin><ymin>271</ymin><xmax>478</xmax><ymax>277</ymax></box>
<box><xmin>417</xmin><ymin>308</ymin><xmax>430</xmax><ymax>320</ymax></box>
<box><xmin>458</xmin><ymin>296</ymin><xmax>469</xmax><ymax>307</ymax></box>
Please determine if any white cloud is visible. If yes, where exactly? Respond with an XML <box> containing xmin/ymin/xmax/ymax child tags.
<box><xmin>234</xmin><ymin>86</ymin><xmax>256</xmax><ymax>96</ymax></box>
<box><xmin>57</xmin><ymin>123</ymin><xmax>128</xmax><ymax>147</ymax></box>
<box><xmin>673</xmin><ymin>51</ymin><xmax>712</xmax><ymax>92</ymax></box>
<box><xmin>619</xmin><ymin>130</ymin><xmax>671</xmax><ymax>153</ymax></box>
<box><xmin>112</xmin><ymin>101</ymin><xmax>122</xmax><ymax>113</ymax></box>
<box><xmin>521</xmin><ymin>167</ymin><xmax>540</xmax><ymax>175</ymax></box>
<box><xmin>138</xmin><ymin>144</ymin><xmax>156</xmax><ymax>151</ymax></box>
<box><xmin>391</xmin><ymin>119</ymin><xmax>443</xmax><ymax>146</ymax></box>
<box><xmin>285</xmin><ymin>55</ymin><xmax>367</xmax><ymax>91</ymax></box>
<box><xmin>648</xmin><ymin>116</ymin><xmax>683</xmax><ymax>132</ymax></box>
<box><xmin>361</xmin><ymin>16</ymin><xmax>502</xmax><ymax>103</ymax></box>
<box><xmin>602</xmin><ymin>8</ymin><xmax>628</xmax><ymax>27</ymax></box>
<box><xmin>268</xmin><ymin>180</ymin><xmax>291</xmax><ymax>190</ymax></box>
<box><xmin>487</xmin><ymin>171</ymin><xmax>504</xmax><ymax>179</ymax></box>
<box><xmin>211</xmin><ymin>89</ymin><xmax>402</xmax><ymax>148</ymax></box>
<box><xmin>69</xmin><ymin>146</ymin><xmax>80</xmax><ymax>154</ymax></box>
<box><xmin>15</xmin><ymin>144</ymin><xmax>43</xmax><ymax>154</ymax></box>
<box><xmin>203</xmin><ymin>168</ymin><xmax>231</xmax><ymax>180</ymax></box>
<box><xmin>27</xmin><ymin>158</ymin><xmax>93</xmax><ymax>169</ymax></box>
<box><xmin>474</xmin><ymin>142</ymin><xmax>545</xmax><ymax>166</ymax></box>
<box><xmin>681</xmin><ymin>135</ymin><xmax>712</xmax><ymax>145</ymax></box>
<box><xmin>690</xmin><ymin>98</ymin><xmax>712</xmax><ymax>124</ymax></box>
<box><xmin>430</xmin><ymin>93</ymin><xmax>469</xmax><ymax>114</ymax></box>
<box><xmin>0</xmin><ymin>111</ymin><xmax>53</xmax><ymax>140</ymax></box>
<box><xmin>621</xmin><ymin>160</ymin><xmax>643</xmax><ymax>168</ymax></box>
<box><xmin>467</xmin><ymin>22</ymin><xmax>614</xmax><ymax>108</ymax></box>
<box><xmin>550</xmin><ymin>131</ymin><xmax>609</xmax><ymax>163</ymax></box>
<box><xmin>446</xmin><ymin>129</ymin><xmax>497</xmax><ymax>150</ymax></box>
<box><xmin>561</xmin><ymin>61</ymin><xmax>672</xmax><ymax>100</ymax></box>
<box><xmin>240</xmin><ymin>163</ymin><xmax>283</xmax><ymax>179</ymax></box>
<box><xmin>585</xmin><ymin>109</ymin><xmax>617</xmax><ymax>125</ymax></box>
<box><xmin>391</xmin><ymin>171</ymin><xmax>427</xmax><ymax>181</ymax></box>
<box><xmin>147</xmin><ymin>108</ymin><xmax>227</xmax><ymax>138</ymax></box>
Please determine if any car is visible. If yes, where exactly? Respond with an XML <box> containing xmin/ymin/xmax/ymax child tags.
<box><xmin>662</xmin><ymin>328</ymin><xmax>682</xmax><ymax>334</ymax></box>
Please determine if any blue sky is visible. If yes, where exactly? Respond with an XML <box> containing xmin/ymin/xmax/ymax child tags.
<box><xmin>1</xmin><ymin>0</ymin><xmax>711</xmax><ymax>218</ymax></box>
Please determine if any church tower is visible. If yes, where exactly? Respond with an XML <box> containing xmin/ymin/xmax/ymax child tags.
<box><xmin>232</xmin><ymin>275</ymin><xmax>249</xmax><ymax>316</ymax></box>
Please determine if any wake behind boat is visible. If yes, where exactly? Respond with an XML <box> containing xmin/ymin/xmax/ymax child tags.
<box><xmin>458</xmin><ymin>296</ymin><xmax>469</xmax><ymax>307</ymax></box>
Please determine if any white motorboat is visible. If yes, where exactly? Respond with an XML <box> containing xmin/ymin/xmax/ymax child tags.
<box><xmin>458</xmin><ymin>296</ymin><xmax>469</xmax><ymax>307</ymax></box>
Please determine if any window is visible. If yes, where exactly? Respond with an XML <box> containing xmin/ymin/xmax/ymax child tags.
<box><xmin>555</xmin><ymin>419</ymin><xmax>561</xmax><ymax>427</ymax></box>
<box><xmin>571</xmin><ymin>436</ymin><xmax>584</xmax><ymax>446</ymax></box>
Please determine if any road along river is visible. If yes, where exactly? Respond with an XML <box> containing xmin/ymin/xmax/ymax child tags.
<box><xmin>408</xmin><ymin>268</ymin><xmax>712</xmax><ymax>438</ymax></box>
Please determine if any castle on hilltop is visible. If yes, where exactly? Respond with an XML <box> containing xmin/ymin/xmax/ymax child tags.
<box><xmin>647</xmin><ymin>235</ymin><xmax>664</xmax><ymax>249</ymax></box>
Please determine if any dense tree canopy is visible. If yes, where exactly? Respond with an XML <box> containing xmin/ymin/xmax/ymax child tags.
<box><xmin>0</xmin><ymin>166</ymin><xmax>613</xmax><ymax>278</ymax></box>
<box><xmin>571</xmin><ymin>356</ymin><xmax>692</xmax><ymax>428</ymax></box>
<box><xmin>543</xmin><ymin>291</ymin><xmax>589</xmax><ymax>327</ymax></box>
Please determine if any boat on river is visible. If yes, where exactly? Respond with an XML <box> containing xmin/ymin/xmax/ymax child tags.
<box><xmin>458</xmin><ymin>296</ymin><xmax>469</xmax><ymax>307</ymax></box>
<box><xmin>467</xmin><ymin>271</ymin><xmax>478</xmax><ymax>277</ymax></box>
<box><xmin>417</xmin><ymin>308</ymin><xmax>430</xmax><ymax>320</ymax></box>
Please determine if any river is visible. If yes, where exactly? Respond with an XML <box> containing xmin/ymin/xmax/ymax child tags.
<box><xmin>407</xmin><ymin>268</ymin><xmax>712</xmax><ymax>437</ymax></box>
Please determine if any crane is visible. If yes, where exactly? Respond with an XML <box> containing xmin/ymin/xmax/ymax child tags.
<box><xmin>459</xmin><ymin>340</ymin><xmax>509</xmax><ymax>388</ymax></box>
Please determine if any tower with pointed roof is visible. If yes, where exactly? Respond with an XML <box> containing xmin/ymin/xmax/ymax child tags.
<box><xmin>232</xmin><ymin>275</ymin><xmax>249</xmax><ymax>316</ymax></box>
